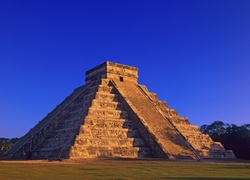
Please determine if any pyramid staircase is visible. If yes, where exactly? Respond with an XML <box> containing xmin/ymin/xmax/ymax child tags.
<box><xmin>70</xmin><ymin>79</ymin><xmax>151</xmax><ymax>158</ymax></box>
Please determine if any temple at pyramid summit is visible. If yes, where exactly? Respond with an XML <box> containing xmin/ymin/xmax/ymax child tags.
<box><xmin>6</xmin><ymin>61</ymin><xmax>235</xmax><ymax>160</ymax></box>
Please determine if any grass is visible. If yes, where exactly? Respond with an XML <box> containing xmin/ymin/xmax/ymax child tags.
<box><xmin>0</xmin><ymin>158</ymin><xmax>250</xmax><ymax>179</ymax></box>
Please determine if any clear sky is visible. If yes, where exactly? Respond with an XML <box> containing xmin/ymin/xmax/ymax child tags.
<box><xmin>0</xmin><ymin>0</ymin><xmax>249</xmax><ymax>138</ymax></box>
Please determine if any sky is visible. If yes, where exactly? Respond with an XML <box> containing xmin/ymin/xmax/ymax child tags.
<box><xmin>0</xmin><ymin>0</ymin><xmax>249</xmax><ymax>138</ymax></box>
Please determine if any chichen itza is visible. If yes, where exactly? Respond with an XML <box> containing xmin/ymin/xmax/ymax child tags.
<box><xmin>6</xmin><ymin>61</ymin><xmax>235</xmax><ymax>160</ymax></box>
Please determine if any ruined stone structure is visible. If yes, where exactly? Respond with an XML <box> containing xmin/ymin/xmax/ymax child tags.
<box><xmin>6</xmin><ymin>61</ymin><xmax>235</xmax><ymax>160</ymax></box>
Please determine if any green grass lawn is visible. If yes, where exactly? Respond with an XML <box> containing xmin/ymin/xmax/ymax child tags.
<box><xmin>0</xmin><ymin>159</ymin><xmax>250</xmax><ymax>179</ymax></box>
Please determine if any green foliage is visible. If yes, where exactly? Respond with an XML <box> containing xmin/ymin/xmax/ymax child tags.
<box><xmin>0</xmin><ymin>137</ymin><xmax>19</xmax><ymax>156</ymax></box>
<box><xmin>200</xmin><ymin>121</ymin><xmax>227</xmax><ymax>141</ymax></box>
<box><xmin>201</xmin><ymin>121</ymin><xmax>250</xmax><ymax>159</ymax></box>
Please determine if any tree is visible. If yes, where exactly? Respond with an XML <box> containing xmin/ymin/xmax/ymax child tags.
<box><xmin>0</xmin><ymin>137</ymin><xmax>19</xmax><ymax>157</ymax></box>
<box><xmin>200</xmin><ymin>121</ymin><xmax>227</xmax><ymax>142</ymax></box>
<box><xmin>222</xmin><ymin>124</ymin><xmax>250</xmax><ymax>159</ymax></box>
<box><xmin>201</xmin><ymin>121</ymin><xmax>250</xmax><ymax>160</ymax></box>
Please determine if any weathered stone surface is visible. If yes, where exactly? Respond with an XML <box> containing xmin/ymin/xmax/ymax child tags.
<box><xmin>6</xmin><ymin>61</ymin><xmax>235</xmax><ymax>160</ymax></box>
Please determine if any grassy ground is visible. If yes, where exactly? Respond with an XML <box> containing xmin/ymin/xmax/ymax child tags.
<box><xmin>0</xmin><ymin>158</ymin><xmax>250</xmax><ymax>179</ymax></box>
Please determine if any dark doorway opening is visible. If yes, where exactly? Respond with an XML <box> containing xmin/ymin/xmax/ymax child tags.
<box><xmin>119</xmin><ymin>76</ymin><xmax>124</xmax><ymax>82</ymax></box>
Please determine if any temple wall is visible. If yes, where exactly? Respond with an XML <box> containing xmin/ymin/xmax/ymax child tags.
<box><xmin>85</xmin><ymin>61</ymin><xmax>138</xmax><ymax>84</ymax></box>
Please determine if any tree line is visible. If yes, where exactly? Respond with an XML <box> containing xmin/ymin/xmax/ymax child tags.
<box><xmin>200</xmin><ymin>121</ymin><xmax>250</xmax><ymax>160</ymax></box>
<box><xmin>0</xmin><ymin>137</ymin><xmax>19</xmax><ymax>157</ymax></box>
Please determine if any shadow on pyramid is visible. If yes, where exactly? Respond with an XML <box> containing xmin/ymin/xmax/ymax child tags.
<box><xmin>5</xmin><ymin>61</ymin><xmax>235</xmax><ymax>160</ymax></box>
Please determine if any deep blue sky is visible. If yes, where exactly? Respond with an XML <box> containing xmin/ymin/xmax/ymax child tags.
<box><xmin>1</xmin><ymin>0</ymin><xmax>249</xmax><ymax>138</ymax></box>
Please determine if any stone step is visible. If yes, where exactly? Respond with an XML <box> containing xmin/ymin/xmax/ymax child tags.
<box><xmin>68</xmin><ymin>108</ymin><xmax>83</xmax><ymax>115</ymax></box>
<box><xmin>97</xmin><ymin>85</ymin><xmax>113</xmax><ymax>93</ymax></box>
<box><xmin>54</xmin><ymin>127</ymin><xmax>79</xmax><ymax>133</ymax></box>
<box><xmin>187</xmin><ymin>140</ymin><xmax>212</xmax><ymax>146</ymax></box>
<box><xmin>94</xmin><ymin>92</ymin><xmax>118</xmax><ymax>101</ymax></box>
<box><xmin>77</xmin><ymin>133</ymin><xmax>129</xmax><ymax>140</ymax></box>
<box><xmin>91</xmin><ymin>100</ymin><xmax>123</xmax><ymax>110</ymax></box>
<box><xmin>33</xmin><ymin>149</ymin><xmax>69</xmax><ymax>159</ymax></box>
<box><xmin>39</xmin><ymin>145</ymin><xmax>69</xmax><ymax>151</ymax></box>
<box><xmin>39</xmin><ymin>136</ymin><xmax>74</xmax><ymax>148</ymax></box>
<box><xmin>83</xmin><ymin>93</ymin><xmax>96</xmax><ymax>101</ymax></box>
<box><xmin>100</xmin><ymin>79</ymin><xmax>110</xmax><ymax>85</ymax></box>
<box><xmin>201</xmin><ymin>149</ymin><xmax>236</xmax><ymax>159</ymax></box>
<box><xmin>59</xmin><ymin>121</ymin><xmax>82</xmax><ymax>129</ymax></box>
<box><xmin>83</xmin><ymin>118</ymin><xmax>137</xmax><ymax>129</ymax></box>
<box><xmin>70</xmin><ymin>145</ymin><xmax>152</xmax><ymax>158</ymax></box>
<box><xmin>85</xmin><ymin>117</ymin><xmax>125</xmax><ymax>123</ymax></box>
<box><xmin>70</xmin><ymin>146</ymin><xmax>141</xmax><ymax>158</ymax></box>
<box><xmin>67</xmin><ymin>106</ymin><xmax>83</xmax><ymax>113</ymax></box>
<box><xmin>176</xmin><ymin>127</ymin><xmax>200</xmax><ymax>132</ymax></box>
<box><xmin>87</xmin><ymin>108</ymin><xmax>128</xmax><ymax>119</ymax></box>
<box><xmin>184</xmin><ymin>134</ymin><xmax>210</xmax><ymax>139</ymax></box>
<box><xmin>74</xmin><ymin>137</ymin><xmax>146</xmax><ymax>147</ymax></box>
<box><xmin>79</xmin><ymin>127</ymin><xmax>137</xmax><ymax>137</ymax></box>
<box><xmin>39</xmin><ymin>131</ymin><xmax>78</xmax><ymax>145</ymax></box>
<box><xmin>186</xmin><ymin>139</ymin><xmax>212</xmax><ymax>145</ymax></box>
<box><xmin>61</xmin><ymin>117</ymin><xmax>83</xmax><ymax>124</ymax></box>
<box><xmin>84</xmin><ymin>115</ymin><xmax>127</xmax><ymax>121</ymax></box>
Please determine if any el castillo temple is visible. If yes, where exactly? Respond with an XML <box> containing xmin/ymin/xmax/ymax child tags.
<box><xmin>6</xmin><ymin>61</ymin><xmax>235</xmax><ymax>160</ymax></box>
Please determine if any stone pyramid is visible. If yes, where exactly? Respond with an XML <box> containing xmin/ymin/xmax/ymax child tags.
<box><xmin>6</xmin><ymin>61</ymin><xmax>235</xmax><ymax>160</ymax></box>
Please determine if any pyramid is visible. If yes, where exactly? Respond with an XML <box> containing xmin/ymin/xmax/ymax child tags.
<box><xmin>6</xmin><ymin>61</ymin><xmax>235</xmax><ymax>160</ymax></box>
